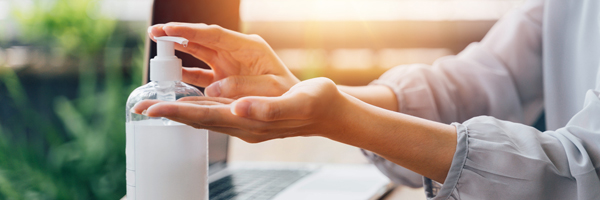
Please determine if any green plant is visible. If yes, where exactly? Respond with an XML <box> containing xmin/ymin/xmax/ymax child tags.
<box><xmin>12</xmin><ymin>0</ymin><xmax>116</xmax><ymax>57</ymax></box>
<box><xmin>0</xmin><ymin>39</ymin><xmax>144</xmax><ymax>200</ymax></box>
<box><xmin>12</xmin><ymin>0</ymin><xmax>118</xmax><ymax>115</ymax></box>
<box><xmin>0</xmin><ymin>0</ymin><xmax>146</xmax><ymax>199</ymax></box>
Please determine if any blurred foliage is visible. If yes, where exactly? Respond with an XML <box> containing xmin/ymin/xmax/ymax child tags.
<box><xmin>0</xmin><ymin>0</ymin><xmax>145</xmax><ymax>199</ymax></box>
<box><xmin>12</xmin><ymin>0</ymin><xmax>116</xmax><ymax>57</ymax></box>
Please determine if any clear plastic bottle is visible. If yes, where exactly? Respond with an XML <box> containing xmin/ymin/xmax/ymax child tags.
<box><xmin>126</xmin><ymin>81</ymin><xmax>203</xmax><ymax>123</ymax></box>
<box><xmin>125</xmin><ymin>36</ymin><xmax>208</xmax><ymax>200</ymax></box>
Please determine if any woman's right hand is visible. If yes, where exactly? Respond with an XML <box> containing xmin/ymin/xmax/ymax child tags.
<box><xmin>133</xmin><ymin>77</ymin><xmax>350</xmax><ymax>143</ymax></box>
<box><xmin>149</xmin><ymin>23</ymin><xmax>300</xmax><ymax>99</ymax></box>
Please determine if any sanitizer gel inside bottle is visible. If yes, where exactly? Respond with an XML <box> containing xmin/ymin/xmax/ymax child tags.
<box><xmin>125</xmin><ymin>36</ymin><xmax>208</xmax><ymax>200</ymax></box>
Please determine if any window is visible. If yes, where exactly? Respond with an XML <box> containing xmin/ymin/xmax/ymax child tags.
<box><xmin>241</xmin><ymin>0</ymin><xmax>522</xmax><ymax>84</ymax></box>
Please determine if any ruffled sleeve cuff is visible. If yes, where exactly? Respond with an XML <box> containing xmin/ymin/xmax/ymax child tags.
<box><xmin>424</xmin><ymin>122</ymin><xmax>469</xmax><ymax>200</ymax></box>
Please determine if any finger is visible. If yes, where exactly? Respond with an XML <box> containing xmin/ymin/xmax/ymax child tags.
<box><xmin>182</xmin><ymin>101</ymin><xmax>225</xmax><ymax>106</ymax></box>
<box><xmin>147</xmin><ymin>26</ymin><xmax>154</xmax><ymax>40</ymax></box>
<box><xmin>230</xmin><ymin>94</ymin><xmax>312</xmax><ymax>121</ymax></box>
<box><xmin>131</xmin><ymin>100</ymin><xmax>163</xmax><ymax>114</ymax></box>
<box><xmin>178</xmin><ymin>96</ymin><xmax>235</xmax><ymax>104</ymax></box>
<box><xmin>145</xmin><ymin>102</ymin><xmax>260</xmax><ymax>128</ymax></box>
<box><xmin>182</xmin><ymin>67</ymin><xmax>215</xmax><ymax>87</ymax></box>
<box><xmin>131</xmin><ymin>99</ymin><xmax>227</xmax><ymax>115</ymax></box>
<box><xmin>145</xmin><ymin>101</ymin><xmax>309</xmax><ymax>131</ymax></box>
<box><xmin>148</xmin><ymin>24</ymin><xmax>167</xmax><ymax>40</ymax></box>
<box><xmin>150</xmin><ymin>25</ymin><xmax>218</xmax><ymax>64</ymax></box>
<box><xmin>176</xmin><ymin>111</ymin><xmax>310</xmax><ymax>133</ymax></box>
<box><xmin>172</xmin><ymin>42</ymin><xmax>217</xmax><ymax>64</ymax></box>
<box><xmin>230</xmin><ymin>77</ymin><xmax>339</xmax><ymax>121</ymax></box>
<box><xmin>205</xmin><ymin>75</ymin><xmax>288</xmax><ymax>98</ymax></box>
<box><xmin>162</xmin><ymin>23</ymin><xmax>252</xmax><ymax>51</ymax></box>
<box><xmin>169</xmin><ymin>114</ymin><xmax>306</xmax><ymax>143</ymax></box>
<box><xmin>149</xmin><ymin>23</ymin><xmax>189</xmax><ymax>38</ymax></box>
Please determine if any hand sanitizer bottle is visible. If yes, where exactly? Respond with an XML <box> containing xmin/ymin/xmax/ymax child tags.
<box><xmin>125</xmin><ymin>36</ymin><xmax>208</xmax><ymax>200</ymax></box>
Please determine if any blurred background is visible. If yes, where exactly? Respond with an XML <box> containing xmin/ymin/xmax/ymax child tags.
<box><xmin>0</xmin><ymin>0</ymin><xmax>521</xmax><ymax>199</ymax></box>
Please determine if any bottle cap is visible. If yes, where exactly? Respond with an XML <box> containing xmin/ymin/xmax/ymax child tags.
<box><xmin>150</xmin><ymin>36</ymin><xmax>189</xmax><ymax>81</ymax></box>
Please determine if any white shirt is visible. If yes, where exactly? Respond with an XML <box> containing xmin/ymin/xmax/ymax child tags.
<box><xmin>365</xmin><ymin>0</ymin><xmax>600</xmax><ymax>198</ymax></box>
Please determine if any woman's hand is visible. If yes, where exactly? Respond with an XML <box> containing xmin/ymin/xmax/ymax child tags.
<box><xmin>132</xmin><ymin>77</ymin><xmax>350</xmax><ymax>143</ymax></box>
<box><xmin>149</xmin><ymin>23</ymin><xmax>300</xmax><ymax>98</ymax></box>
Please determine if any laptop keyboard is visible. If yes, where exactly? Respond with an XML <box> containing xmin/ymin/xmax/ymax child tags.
<box><xmin>209</xmin><ymin>169</ymin><xmax>312</xmax><ymax>200</ymax></box>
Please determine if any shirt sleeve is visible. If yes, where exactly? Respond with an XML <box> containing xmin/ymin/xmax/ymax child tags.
<box><xmin>364</xmin><ymin>0</ymin><xmax>545</xmax><ymax>188</ymax></box>
<box><xmin>372</xmin><ymin>0</ymin><xmax>544</xmax><ymax>124</ymax></box>
<box><xmin>430</xmin><ymin>90</ymin><xmax>600</xmax><ymax>200</ymax></box>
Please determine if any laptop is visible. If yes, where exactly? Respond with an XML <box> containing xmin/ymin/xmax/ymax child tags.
<box><xmin>206</xmin><ymin>131</ymin><xmax>393</xmax><ymax>200</ymax></box>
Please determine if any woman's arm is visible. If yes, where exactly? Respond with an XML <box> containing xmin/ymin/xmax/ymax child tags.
<box><xmin>133</xmin><ymin>78</ymin><xmax>456</xmax><ymax>183</ymax></box>
<box><xmin>337</xmin><ymin>85</ymin><xmax>399</xmax><ymax>111</ymax></box>
<box><xmin>369</xmin><ymin>0</ymin><xmax>544</xmax><ymax>125</ymax></box>
<box><xmin>358</xmin><ymin>0</ymin><xmax>545</xmax><ymax>188</ymax></box>
<box><xmin>134</xmin><ymin>80</ymin><xmax>600</xmax><ymax>199</ymax></box>
<box><xmin>333</xmin><ymin>91</ymin><xmax>456</xmax><ymax>182</ymax></box>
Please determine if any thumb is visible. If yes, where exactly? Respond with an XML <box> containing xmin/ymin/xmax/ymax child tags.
<box><xmin>182</xmin><ymin>67</ymin><xmax>214</xmax><ymax>87</ymax></box>
<box><xmin>230</xmin><ymin>94</ymin><xmax>310</xmax><ymax>121</ymax></box>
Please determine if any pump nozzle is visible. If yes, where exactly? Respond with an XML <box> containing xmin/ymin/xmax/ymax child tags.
<box><xmin>155</xmin><ymin>36</ymin><xmax>188</xmax><ymax>57</ymax></box>
<box><xmin>150</xmin><ymin>36</ymin><xmax>189</xmax><ymax>82</ymax></box>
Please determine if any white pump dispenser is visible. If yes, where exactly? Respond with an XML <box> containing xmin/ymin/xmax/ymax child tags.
<box><xmin>125</xmin><ymin>36</ymin><xmax>208</xmax><ymax>200</ymax></box>
<box><xmin>150</xmin><ymin>36</ymin><xmax>188</xmax><ymax>82</ymax></box>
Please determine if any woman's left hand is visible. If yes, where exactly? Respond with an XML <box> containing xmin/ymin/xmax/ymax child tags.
<box><xmin>132</xmin><ymin>77</ymin><xmax>352</xmax><ymax>143</ymax></box>
<box><xmin>149</xmin><ymin>23</ymin><xmax>300</xmax><ymax>99</ymax></box>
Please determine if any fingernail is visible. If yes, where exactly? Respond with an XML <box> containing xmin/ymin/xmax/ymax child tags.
<box><xmin>206</xmin><ymin>81</ymin><xmax>222</xmax><ymax>97</ymax></box>
<box><xmin>130</xmin><ymin>107</ymin><xmax>141</xmax><ymax>115</ymax></box>
<box><xmin>232</xmin><ymin>101</ymin><xmax>251</xmax><ymax>117</ymax></box>
<box><xmin>147</xmin><ymin>26</ymin><xmax>152</xmax><ymax>34</ymax></box>
<box><xmin>145</xmin><ymin>105</ymin><xmax>160</xmax><ymax>117</ymax></box>
<box><xmin>162</xmin><ymin>25</ymin><xmax>176</xmax><ymax>31</ymax></box>
<box><xmin>163</xmin><ymin>25</ymin><xmax>185</xmax><ymax>34</ymax></box>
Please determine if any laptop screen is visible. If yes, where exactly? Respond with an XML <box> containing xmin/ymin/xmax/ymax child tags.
<box><xmin>208</xmin><ymin>131</ymin><xmax>229</xmax><ymax>174</ymax></box>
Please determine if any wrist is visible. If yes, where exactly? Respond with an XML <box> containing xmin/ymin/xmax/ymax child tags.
<box><xmin>319</xmin><ymin>90</ymin><xmax>371</xmax><ymax>143</ymax></box>
<box><xmin>337</xmin><ymin>85</ymin><xmax>398</xmax><ymax>111</ymax></box>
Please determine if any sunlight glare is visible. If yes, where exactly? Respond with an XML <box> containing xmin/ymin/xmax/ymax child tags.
<box><xmin>241</xmin><ymin>0</ymin><xmax>523</xmax><ymax>21</ymax></box>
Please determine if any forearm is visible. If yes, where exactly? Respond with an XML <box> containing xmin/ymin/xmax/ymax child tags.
<box><xmin>328</xmin><ymin>93</ymin><xmax>456</xmax><ymax>183</ymax></box>
<box><xmin>337</xmin><ymin>85</ymin><xmax>398</xmax><ymax>111</ymax></box>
